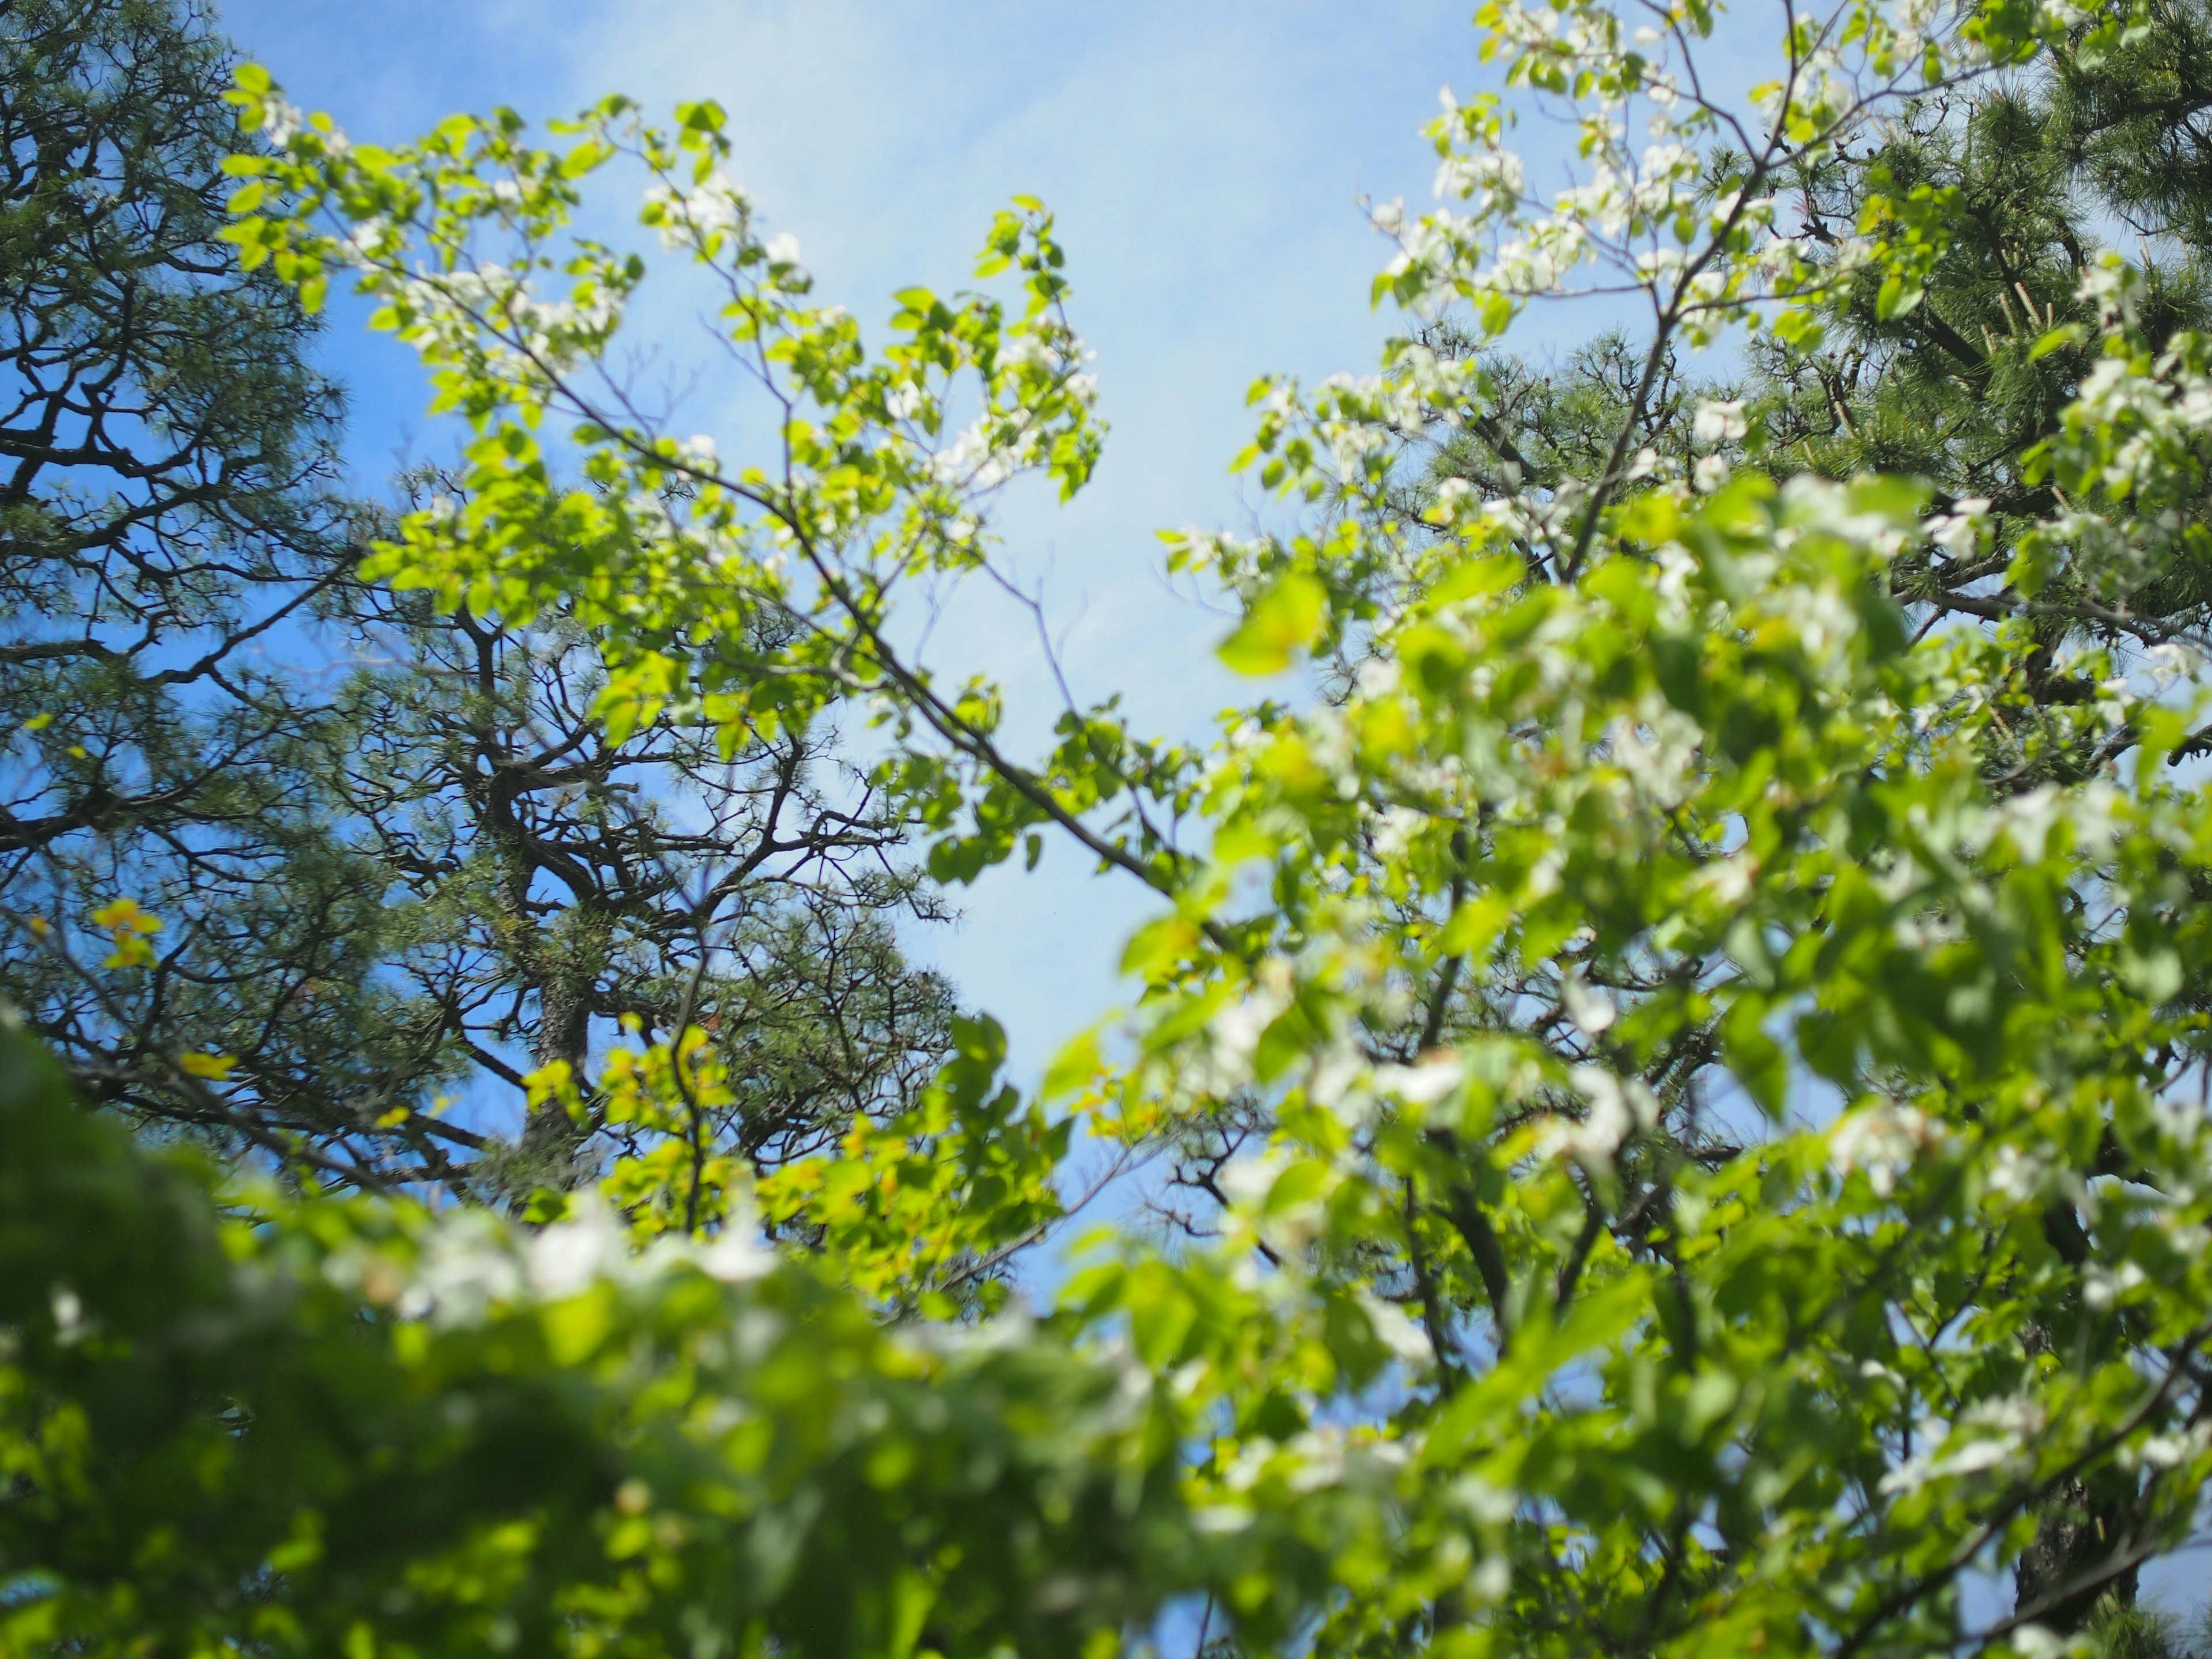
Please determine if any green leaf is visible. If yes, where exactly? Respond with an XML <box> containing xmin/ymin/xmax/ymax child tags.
<box><xmin>2028</xmin><ymin>323</ymin><xmax>2085</xmax><ymax>361</ymax></box>
<box><xmin>1874</xmin><ymin>272</ymin><xmax>1922</xmax><ymax>320</ymax></box>
<box><xmin>1722</xmin><ymin>997</ymin><xmax>1789</xmax><ymax>1120</ymax></box>
<box><xmin>1218</xmin><ymin>573</ymin><xmax>1327</xmax><ymax>675</ymax></box>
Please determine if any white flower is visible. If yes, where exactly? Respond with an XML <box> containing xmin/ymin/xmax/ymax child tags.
<box><xmin>2084</xmin><ymin>1260</ymin><xmax>2146</xmax><ymax>1309</ymax></box>
<box><xmin>1991</xmin><ymin>783</ymin><xmax>2063</xmax><ymax>863</ymax></box>
<box><xmin>264</xmin><ymin>96</ymin><xmax>305</xmax><ymax>147</ymax></box>
<box><xmin>527</xmin><ymin>1196</ymin><xmax>627</xmax><ymax>1300</ymax></box>
<box><xmin>1828</xmin><ymin>1101</ymin><xmax>1936</xmax><ymax>1198</ymax></box>
<box><xmin>1560</xmin><ymin>972</ymin><xmax>1616</xmax><ymax>1036</ymax></box>
<box><xmin>1216</xmin><ymin>1152</ymin><xmax>1282</xmax><ymax>1211</ymax></box>
<box><xmin>1542</xmin><ymin>1065</ymin><xmax>1658</xmax><ymax>1162</ymax></box>
<box><xmin>1470</xmin><ymin>1556</ymin><xmax>1512</xmax><ymax>1603</ymax></box>
<box><xmin>1435</xmin><ymin>150</ymin><xmax>1524</xmax><ymax>204</ymax></box>
<box><xmin>765</xmin><ymin>232</ymin><xmax>802</xmax><ymax>266</ymax></box>
<box><xmin>643</xmin><ymin>175</ymin><xmax>748</xmax><ymax>248</ymax></box>
<box><xmin>1927</xmin><ymin>496</ymin><xmax>1990</xmax><ymax>556</ymax></box>
<box><xmin>1691</xmin><ymin>850</ymin><xmax>1758</xmax><ymax>906</ymax></box>
<box><xmin>2131</xmin><ymin>1423</ymin><xmax>2212</xmax><ymax>1470</ymax></box>
<box><xmin>404</xmin><ymin>1211</ymin><xmax>527</xmax><ymax>1325</ymax></box>
<box><xmin>1218</xmin><ymin>1147</ymin><xmax>1331</xmax><ymax>1256</ymax></box>
<box><xmin>1358</xmin><ymin>1292</ymin><xmax>1435</xmax><ymax>1366</ymax></box>
<box><xmin>930</xmin><ymin>419</ymin><xmax>1017</xmax><ymax>491</ymax></box>
<box><xmin>2012</xmin><ymin>1624</ymin><xmax>2087</xmax><ymax>1659</ymax></box>
<box><xmin>694</xmin><ymin>1226</ymin><xmax>775</xmax><ymax>1283</ymax></box>
<box><xmin>1372</xmin><ymin>803</ymin><xmax>1427</xmax><ymax>861</ymax></box>
<box><xmin>50</xmin><ymin>1285</ymin><xmax>87</xmax><ymax>1344</ymax></box>
<box><xmin>1693</xmin><ymin>399</ymin><xmax>1748</xmax><ymax>446</ymax></box>
<box><xmin>341</xmin><ymin>215</ymin><xmax>391</xmax><ymax>266</ymax></box>
<box><xmin>1879</xmin><ymin>1395</ymin><xmax>2044</xmax><ymax>1495</ymax></box>
<box><xmin>1373</xmin><ymin>1054</ymin><xmax>1464</xmax><ymax>1104</ymax></box>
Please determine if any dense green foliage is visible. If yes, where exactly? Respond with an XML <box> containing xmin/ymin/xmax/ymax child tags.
<box><xmin>0</xmin><ymin>1016</ymin><xmax>1251</xmax><ymax>1659</ymax></box>
<box><xmin>1427</xmin><ymin>0</ymin><xmax>2212</xmax><ymax>784</ymax></box>
<box><xmin>18</xmin><ymin>0</ymin><xmax>2212</xmax><ymax>1655</ymax></box>
<box><xmin>1395</xmin><ymin>0</ymin><xmax>2212</xmax><ymax>1609</ymax></box>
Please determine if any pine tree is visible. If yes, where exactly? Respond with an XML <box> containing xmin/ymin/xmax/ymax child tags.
<box><xmin>324</xmin><ymin>520</ymin><xmax>956</xmax><ymax>1198</ymax></box>
<box><xmin>0</xmin><ymin>0</ymin><xmax>429</xmax><ymax>1183</ymax></box>
<box><xmin>0</xmin><ymin>0</ymin><xmax>953</xmax><ymax>1202</ymax></box>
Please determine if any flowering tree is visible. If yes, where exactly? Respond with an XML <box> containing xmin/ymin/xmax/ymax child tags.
<box><xmin>0</xmin><ymin>0</ymin><xmax>960</xmax><ymax>1203</ymax></box>
<box><xmin>12</xmin><ymin>0</ymin><xmax>2212</xmax><ymax>1654</ymax></box>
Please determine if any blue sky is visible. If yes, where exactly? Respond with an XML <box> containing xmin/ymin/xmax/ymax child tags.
<box><xmin>219</xmin><ymin>0</ymin><xmax>1487</xmax><ymax>1080</ymax></box>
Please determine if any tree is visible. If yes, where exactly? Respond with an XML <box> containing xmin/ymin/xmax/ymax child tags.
<box><xmin>0</xmin><ymin>0</ymin><xmax>430</xmax><ymax>1183</ymax></box>
<box><xmin>26</xmin><ymin>0</ymin><xmax>2212</xmax><ymax>1653</ymax></box>
<box><xmin>1408</xmin><ymin>1</ymin><xmax>2212</xmax><ymax>1616</ymax></box>
<box><xmin>0</xmin><ymin>0</ymin><xmax>955</xmax><ymax>1203</ymax></box>
<box><xmin>321</xmin><ymin>502</ymin><xmax>958</xmax><ymax>1202</ymax></box>
<box><xmin>1425</xmin><ymin>0</ymin><xmax>2212</xmax><ymax>775</ymax></box>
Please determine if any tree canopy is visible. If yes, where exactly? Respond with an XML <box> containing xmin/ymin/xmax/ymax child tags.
<box><xmin>13</xmin><ymin>0</ymin><xmax>2212</xmax><ymax>1655</ymax></box>
<box><xmin>0</xmin><ymin>0</ymin><xmax>956</xmax><ymax>1200</ymax></box>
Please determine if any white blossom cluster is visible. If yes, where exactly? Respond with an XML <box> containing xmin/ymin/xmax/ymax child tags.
<box><xmin>319</xmin><ymin>1190</ymin><xmax>774</xmax><ymax>1332</ymax></box>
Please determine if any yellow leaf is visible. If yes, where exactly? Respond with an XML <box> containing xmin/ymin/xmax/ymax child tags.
<box><xmin>91</xmin><ymin>899</ymin><xmax>161</xmax><ymax>933</ymax></box>
<box><xmin>2029</xmin><ymin>323</ymin><xmax>2084</xmax><ymax>361</ymax></box>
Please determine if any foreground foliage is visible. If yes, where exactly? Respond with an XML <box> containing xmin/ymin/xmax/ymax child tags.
<box><xmin>0</xmin><ymin>1021</ymin><xmax>1254</xmax><ymax>1659</ymax></box>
